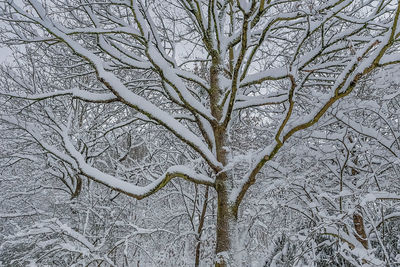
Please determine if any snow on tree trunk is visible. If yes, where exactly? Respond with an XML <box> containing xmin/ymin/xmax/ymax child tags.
<box><xmin>215</xmin><ymin>180</ymin><xmax>242</xmax><ymax>267</ymax></box>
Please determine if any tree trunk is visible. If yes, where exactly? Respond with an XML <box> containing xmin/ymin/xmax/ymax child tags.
<box><xmin>353</xmin><ymin>205</ymin><xmax>368</xmax><ymax>249</ymax></box>
<box><xmin>215</xmin><ymin>181</ymin><xmax>239</xmax><ymax>267</ymax></box>
<box><xmin>195</xmin><ymin>187</ymin><xmax>209</xmax><ymax>267</ymax></box>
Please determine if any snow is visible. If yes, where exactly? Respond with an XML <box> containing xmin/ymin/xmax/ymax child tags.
<box><xmin>1</xmin><ymin>88</ymin><xmax>117</xmax><ymax>102</ymax></box>
<box><xmin>2</xmin><ymin>0</ymin><xmax>400</xmax><ymax>266</ymax></box>
<box><xmin>380</xmin><ymin>53</ymin><xmax>400</xmax><ymax>65</ymax></box>
<box><xmin>240</xmin><ymin>67</ymin><xmax>288</xmax><ymax>87</ymax></box>
<box><xmin>63</xmin><ymin>130</ymin><xmax>214</xmax><ymax>198</ymax></box>
<box><xmin>229</xmin><ymin>143</ymin><xmax>276</xmax><ymax>204</ymax></box>
<box><xmin>147</xmin><ymin>45</ymin><xmax>213</xmax><ymax>118</ymax></box>
<box><xmin>238</xmin><ymin>0</ymin><xmax>251</xmax><ymax>14</ymax></box>
<box><xmin>235</xmin><ymin>94</ymin><xmax>287</xmax><ymax>109</ymax></box>
<box><xmin>0</xmin><ymin>211</ymin><xmax>40</xmax><ymax>218</ymax></box>
<box><xmin>20</xmin><ymin>0</ymin><xmax>221</xmax><ymax>169</ymax></box>
<box><xmin>335</xmin><ymin>110</ymin><xmax>395</xmax><ymax>150</ymax></box>
<box><xmin>97</xmin><ymin>36</ymin><xmax>152</xmax><ymax>69</ymax></box>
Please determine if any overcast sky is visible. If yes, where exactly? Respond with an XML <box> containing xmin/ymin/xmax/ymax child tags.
<box><xmin>0</xmin><ymin>0</ymin><xmax>24</xmax><ymax>63</ymax></box>
<box><xmin>0</xmin><ymin>46</ymin><xmax>12</xmax><ymax>63</ymax></box>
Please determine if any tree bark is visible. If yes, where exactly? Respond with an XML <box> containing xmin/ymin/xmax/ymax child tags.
<box><xmin>353</xmin><ymin>205</ymin><xmax>368</xmax><ymax>249</ymax></box>
<box><xmin>195</xmin><ymin>186</ymin><xmax>209</xmax><ymax>267</ymax></box>
<box><xmin>215</xmin><ymin>180</ymin><xmax>239</xmax><ymax>267</ymax></box>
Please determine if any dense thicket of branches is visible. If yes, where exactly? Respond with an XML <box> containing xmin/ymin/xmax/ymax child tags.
<box><xmin>0</xmin><ymin>0</ymin><xmax>400</xmax><ymax>266</ymax></box>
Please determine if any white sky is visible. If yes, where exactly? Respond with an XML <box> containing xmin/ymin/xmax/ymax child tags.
<box><xmin>0</xmin><ymin>46</ymin><xmax>12</xmax><ymax>62</ymax></box>
<box><xmin>0</xmin><ymin>0</ymin><xmax>24</xmax><ymax>63</ymax></box>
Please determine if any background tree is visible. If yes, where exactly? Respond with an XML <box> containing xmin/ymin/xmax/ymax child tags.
<box><xmin>1</xmin><ymin>0</ymin><xmax>400</xmax><ymax>266</ymax></box>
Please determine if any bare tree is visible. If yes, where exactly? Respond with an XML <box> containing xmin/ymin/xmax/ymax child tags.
<box><xmin>1</xmin><ymin>0</ymin><xmax>400</xmax><ymax>265</ymax></box>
